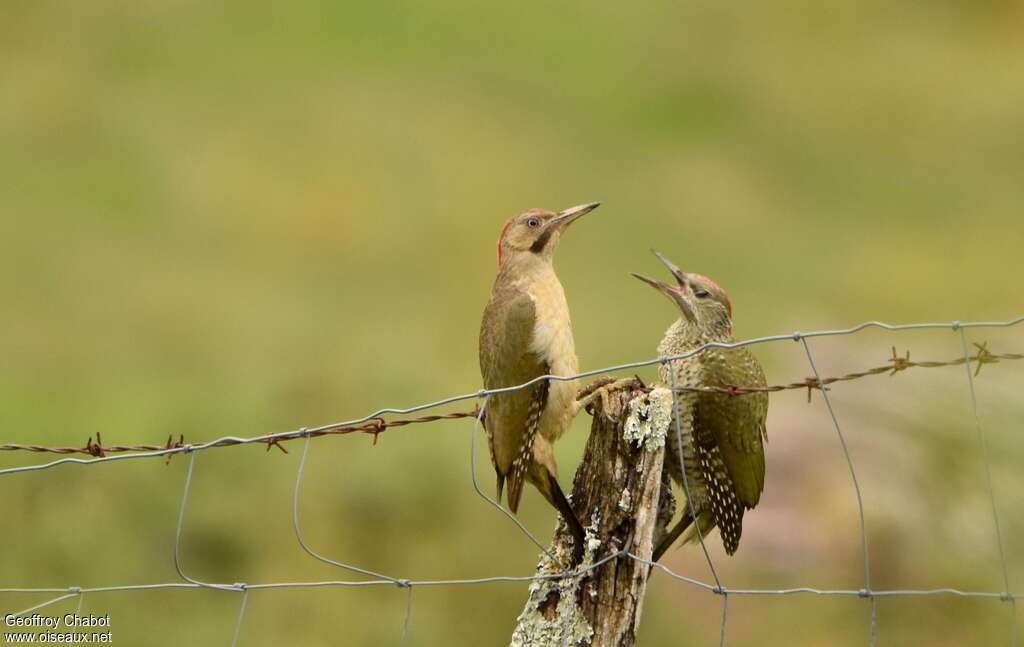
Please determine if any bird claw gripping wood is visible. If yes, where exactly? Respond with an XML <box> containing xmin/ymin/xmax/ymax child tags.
<box><xmin>576</xmin><ymin>377</ymin><xmax>617</xmax><ymax>402</ymax></box>
<box><xmin>576</xmin><ymin>377</ymin><xmax>617</xmax><ymax>423</ymax></box>
<box><xmin>577</xmin><ymin>377</ymin><xmax>641</xmax><ymax>422</ymax></box>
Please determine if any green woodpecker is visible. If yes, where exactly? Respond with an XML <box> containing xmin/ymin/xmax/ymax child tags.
<box><xmin>478</xmin><ymin>202</ymin><xmax>599</xmax><ymax>559</ymax></box>
<box><xmin>633</xmin><ymin>250</ymin><xmax>768</xmax><ymax>559</ymax></box>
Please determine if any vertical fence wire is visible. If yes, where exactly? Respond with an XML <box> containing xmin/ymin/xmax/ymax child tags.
<box><xmin>719</xmin><ymin>591</ymin><xmax>729</xmax><ymax>647</ymax></box>
<box><xmin>467</xmin><ymin>396</ymin><xmax>563</xmax><ymax>565</ymax></box>
<box><xmin>230</xmin><ymin>586</ymin><xmax>249</xmax><ymax>647</ymax></box>
<box><xmin>957</xmin><ymin>327</ymin><xmax>1018</xmax><ymax>646</ymax></box>
<box><xmin>291</xmin><ymin>432</ymin><xmax>400</xmax><ymax>582</ymax></box>
<box><xmin>800</xmin><ymin>336</ymin><xmax>876</xmax><ymax>645</ymax></box>
<box><xmin>667</xmin><ymin>361</ymin><xmax>724</xmax><ymax>588</ymax></box>
<box><xmin>400</xmin><ymin>585</ymin><xmax>413</xmax><ymax>646</ymax></box>
<box><xmin>0</xmin><ymin>318</ymin><xmax>1021</xmax><ymax>646</ymax></box>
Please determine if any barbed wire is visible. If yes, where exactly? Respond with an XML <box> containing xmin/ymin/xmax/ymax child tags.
<box><xmin>1</xmin><ymin>316</ymin><xmax>1021</xmax><ymax>646</ymax></box>
<box><xmin>2</xmin><ymin>343</ymin><xmax>1018</xmax><ymax>460</ymax></box>
<box><xmin>799</xmin><ymin>335</ymin><xmax>876</xmax><ymax>643</ymax></box>
<box><xmin>0</xmin><ymin>409</ymin><xmax>482</xmax><ymax>458</ymax></box>
<box><xmin>1</xmin><ymin>317</ymin><xmax>1021</xmax><ymax>477</ymax></box>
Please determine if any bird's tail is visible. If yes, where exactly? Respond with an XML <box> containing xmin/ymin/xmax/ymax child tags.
<box><xmin>534</xmin><ymin>465</ymin><xmax>586</xmax><ymax>564</ymax></box>
<box><xmin>506</xmin><ymin>378</ymin><xmax>550</xmax><ymax>513</ymax></box>
<box><xmin>679</xmin><ymin>510</ymin><xmax>718</xmax><ymax>548</ymax></box>
<box><xmin>505</xmin><ymin>444</ymin><xmax>531</xmax><ymax>514</ymax></box>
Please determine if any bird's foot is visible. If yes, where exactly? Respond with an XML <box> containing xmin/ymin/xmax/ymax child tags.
<box><xmin>575</xmin><ymin>377</ymin><xmax>616</xmax><ymax>403</ymax></box>
<box><xmin>576</xmin><ymin>377</ymin><xmax>640</xmax><ymax>423</ymax></box>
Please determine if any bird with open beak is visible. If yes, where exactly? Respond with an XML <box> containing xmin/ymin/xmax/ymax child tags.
<box><xmin>479</xmin><ymin>202</ymin><xmax>600</xmax><ymax>562</ymax></box>
<box><xmin>632</xmin><ymin>250</ymin><xmax>768</xmax><ymax>559</ymax></box>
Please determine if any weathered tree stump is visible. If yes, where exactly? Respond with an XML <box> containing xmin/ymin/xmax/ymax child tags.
<box><xmin>511</xmin><ymin>385</ymin><xmax>676</xmax><ymax>647</ymax></box>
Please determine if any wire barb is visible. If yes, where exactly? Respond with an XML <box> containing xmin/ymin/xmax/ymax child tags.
<box><xmin>800</xmin><ymin>337</ymin><xmax>875</xmax><ymax>646</ymax></box>
<box><xmin>957</xmin><ymin>328</ymin><xmax>1018</xmax><ymax>645</ymax></box>
<box><xmin>84</xmin><ymin>434</ymin><xmax>105</xmax><ymax>458</ymax></box>
<box><xmin>1</xmin><ymin>316</ymin><xmax>1021</xmax><ymax>645</ymax></box>
<box><xmin>2</xmin><ymin>343</ymin><xmax>1018</xmax><ymax>460</ymax></box>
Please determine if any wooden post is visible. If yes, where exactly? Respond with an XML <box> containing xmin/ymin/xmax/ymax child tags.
<box><xmin>511</xmin><ymin>385</ymin><xmax>676</xmax><ymax>647</ymax></box>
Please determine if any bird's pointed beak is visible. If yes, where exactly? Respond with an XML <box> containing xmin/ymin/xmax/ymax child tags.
<box><xmin>631</xmin><ymin>272</ymin><xmax>672</xmax><ymax>294</ymax></box>
<box><xmin>650</xmin><ymin>249</ymin><xmax>688</xmax><ymax>286</ymax></box>
<box><xmin>551</xmin><ymin>201</ymin><xmax>600</xmax><ymax>230</ymax></box>
<box><xmin>631</xmin><ymin>272</ymin><xmax>697</xmax><ymax>322</ymax></box>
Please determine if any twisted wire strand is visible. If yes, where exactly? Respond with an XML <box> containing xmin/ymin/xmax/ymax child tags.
<box><xmin>800</xmin><ymin>337</ymin><xmax>876</xmax><ymax>646</ymax></box>
<box><xmin>2</xmin><ymin>317</ymin><xmax>1020</xmax><ymax>471</ymax></box>
<box><xmin>2</xmin><ymin>316</ymin><xmax>1021</xmax><ymax>645</ymax></box>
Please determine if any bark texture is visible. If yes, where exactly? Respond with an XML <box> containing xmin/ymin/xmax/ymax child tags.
<box><xmin>511</xmin><ymin>385</ymin><xmax>676</xmax><ymax>647</ymax></box>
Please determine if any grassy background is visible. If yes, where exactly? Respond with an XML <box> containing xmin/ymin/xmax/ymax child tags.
<box><xmin>1</xmin><ymin>1</ymin><xmax>1022</xmax><ymax>645</ymax></box>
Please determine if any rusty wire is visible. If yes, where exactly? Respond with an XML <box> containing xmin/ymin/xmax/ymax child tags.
<box><xmin>1</xmin><ymin>317</ymin><xmax>1022</xmax><ymax>647</ymax></box>
<box><xmin>0</xmin><ymin>409</ymin><xmax>480</xmax><ymax>458</ymax></box>
<box><xmin>673</xmin><ymin>342</ymin><xmax>1021</xmax><ymax>402</ymax></box>
<box><xmin>1</xmin><ymin>343</ymin><xmax>1018</xmax><ymax>459</ymax></box>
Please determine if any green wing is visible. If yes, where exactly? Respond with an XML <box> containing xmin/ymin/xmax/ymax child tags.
<box><xmin>478</xmin><ymin>287</ymin><xmax>546</xmax><ymax>511</ymax></box>
<box><xmin>694</xmin><ymin>346</ymin><xmax>768</xmax><ymax>508</ymax></box>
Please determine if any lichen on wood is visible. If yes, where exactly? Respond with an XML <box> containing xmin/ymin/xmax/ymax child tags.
<box><xmin>623</xmin><ymin>387</ymin><xmax>673</xmax><ymax>452</ymax></box>
<box><xmin>510</xmin><ymin>382</ymin><xmax>676</xmax><ymax>647</ymax></box>
<box><xmin>509</xmin><ymin>524</ymin><xmax>600</xmax><ymax>647</ymax></box>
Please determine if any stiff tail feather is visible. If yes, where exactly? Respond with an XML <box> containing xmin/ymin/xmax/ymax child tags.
<box><xmin>505</xmin><ymin>377</ymin><xmax>549</xmax><ymax>513</ymax></box>
<box><xmin>697</xmin><ymin>443</ymin><xmax>745</xmax><ymax>555</ymax></box>
<box><xmin>679</xmin><ymin>510</ymin><xmax>718</xmax><ymax>548</ymax></box>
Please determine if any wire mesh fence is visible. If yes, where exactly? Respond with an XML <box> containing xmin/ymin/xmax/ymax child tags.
<box><xmin>2</xmin><ymin>316</ymin><xmax>1022</xmax><ymax>646</ymax></box>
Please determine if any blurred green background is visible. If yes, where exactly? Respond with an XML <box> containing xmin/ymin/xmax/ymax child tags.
<box><xmin>2</xmin><ymin>1</ymin><xmax>1022</xmax><ymax>645</ymax></box>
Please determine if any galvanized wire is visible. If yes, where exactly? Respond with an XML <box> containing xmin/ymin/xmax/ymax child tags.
<box><xmin>291</xmin><ymin>432</ymin><xmax>403</xmax><ymax>582</ymax></box>
<box><xmin>3</xmin><ymin>317</ymin><xmax>1021</xmax><ymax>475</ymax></box>
<box><xmin>1</xmin><ymin>317</ymin><xmax>1022</xmax><ymax>646</ymax></box>
<box><xmin>667</xmin><ymin>361</ymin><xmax>723</xmax><ymax>589</ymax></box>
<box><xmin>958</xmin><ymin>327</ymin><xmax>1018</xmax><ymax>646</ymax></box>
<box><xmin>230</xmin><ymin>587</ymin><xmax>249</xmax><ymax>647</ymax></box>
<box><xmin>800</xmin><ymin>336</ymin><xmax>877</xmax><ymax>646</ymax></box>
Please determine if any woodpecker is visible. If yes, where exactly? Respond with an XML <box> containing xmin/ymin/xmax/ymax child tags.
<box><xmin>478</xmin><ymin>202</ymin><xmax>600</xmax><ymax>560</ymax></box>
<box><xmin>632</xmin><ymin>250</ymin><xmax>768</xmax><ymax>559</ymax></box>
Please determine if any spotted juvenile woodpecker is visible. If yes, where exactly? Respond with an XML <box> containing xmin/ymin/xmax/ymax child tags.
<box><xmin>478</xmin><ymin>203</ymin><xmax>600</xmax><ymax>560</ymax></box>
<box><xmin>633</xmin><ymin>250</ymin><xmax>768</xmax><ymax>559</ymax></box>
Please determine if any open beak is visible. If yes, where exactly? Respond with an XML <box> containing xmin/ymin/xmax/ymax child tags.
<box><xmin>631</xmin><ymin>272</ymin><xmax>697</xmax><ymax>322</ymax></box>
<box><xmin>650</xmin><ymin>249</ymin><xmax>688</xmax><ymax>286</ymax></box>
<box><xmin>551</xmin><ymin>201</ymin><xmax>600</xmax><ymax>229</ymax></box>
<box><xmin>631</xmin><ymin>272</ymin><xmax>674</xmax><ymax>296</ymax></box>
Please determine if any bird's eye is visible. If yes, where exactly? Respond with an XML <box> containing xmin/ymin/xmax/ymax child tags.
<box><xmin>694</xmin><ymin>289</ymin><xmax>710</xmax><ymax>298</ymax></box>
<box><xmin>526</xmin><ymin>218</ymin><xmax>540</xmax><ymax>228</ymax></box>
